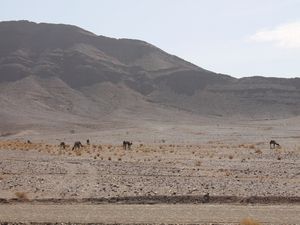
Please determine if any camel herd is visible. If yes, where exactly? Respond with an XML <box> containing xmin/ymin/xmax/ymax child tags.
<box><xmin>55</xmin><ymin>140</ymin><xmax>281</xmax><ymax>151</ymax></box>
<box><xmin>58</xmin><ymin>140</ymin><xmax>134</xmax><ymax>151</ymax></box>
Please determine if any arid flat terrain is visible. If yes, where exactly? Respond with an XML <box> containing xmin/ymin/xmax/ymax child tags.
<box><xmin>0</xmin><ymin>118</ymin><xmax>299</xmax><ymax>224</ymax></box>
<box><xmin>1</xmin><ymin>204</ymin><xmax>299</xmax><ymax>225</ymax></box>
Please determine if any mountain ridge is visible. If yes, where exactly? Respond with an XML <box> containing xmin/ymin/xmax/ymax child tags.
<box><xmin>0</xmin><ymin>20</ymin><xmax>299</xmax><ymax>133</ymax></box>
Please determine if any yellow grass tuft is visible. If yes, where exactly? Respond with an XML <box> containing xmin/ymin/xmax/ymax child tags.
<box><xmin>15</xmin><ymin>192</ymin><xmax>29</xmax><ymax>201</ymax></box>
<box><xmin>240</xmin><ymin>217</ymin><xmax>261</xmax><ymax>225</ymax></box>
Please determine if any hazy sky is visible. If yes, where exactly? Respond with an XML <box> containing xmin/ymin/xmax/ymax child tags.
<box><xmin>2</xmin><ymin>0</ymin><xmax>300</xmax><ymax>78</ymax></box>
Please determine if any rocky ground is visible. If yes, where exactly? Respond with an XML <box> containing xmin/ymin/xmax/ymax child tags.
<box><xmin>0</xmin><ymin>124</ymin><xmax>299</xmax><ymax>202</ymax></box>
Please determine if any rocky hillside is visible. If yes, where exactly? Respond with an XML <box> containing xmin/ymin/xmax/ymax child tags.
<box><xmin>0</xmin><ymin>21</ymin><xmax>300</xmax><ymax>132</ymax></box>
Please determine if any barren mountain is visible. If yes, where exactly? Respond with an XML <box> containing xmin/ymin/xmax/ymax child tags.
<box><xmin>0</xmin><ymin>20</ymin><xmax>300</xmax><ymax>134</ymax></box>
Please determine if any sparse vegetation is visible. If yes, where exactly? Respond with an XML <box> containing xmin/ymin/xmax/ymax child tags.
<box><xmin>195</xmin><ymin>160</ymin><xmax>202</xmax><ymax>166</ymax></box>
<box><xmin>240</xmin><ymin>217</ymin><xmax>261</xmax><ymax>225</ymax></box>
<box><xmin>248</xmin><ymin>144</ymin><xmax>255</xmax><ymax>149</ymax></box>
<box><xmin>255</xmin><ymin>149</ymin><xmax>262</xmax><ymax>154</ymax></box>
<box><xmin>15</xmin><ymin>192</ymin><xmax>29</xmax><ymax>201</ymax></box>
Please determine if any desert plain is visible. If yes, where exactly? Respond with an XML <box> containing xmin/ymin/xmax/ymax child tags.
<box><xmin>0</xmin><ymin>117</ymin><xmax>299</xmax><ymax>225</ymax></box>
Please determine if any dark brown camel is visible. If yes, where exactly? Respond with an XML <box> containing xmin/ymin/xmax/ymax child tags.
<box><xmin>72</xmin><ymin>141</ymin><xmax>83</xmax><ymax>150</ymax></box>
<box><xmin>270</xmin><ymin>140</ymin><xmax>280</xmax><ymax>149</ymax></box>
<box><xmin>123</xmin><ymin>141</ymin><xmax>132</xmax><ymax>150</ymax></box>
<box><xmin>59</xmin><ymin>142</ymin><xmax>66</xmax><ymax>149</ymax></box>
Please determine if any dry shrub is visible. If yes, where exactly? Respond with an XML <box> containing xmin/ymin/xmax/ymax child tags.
<box><xmin>15</xmin><ymin>192</ymin><xmax>29</xmax><ymax>201</ymax></box>
<box><xmin>255</xmin><ymin>149</ymin><xmax>262</xmax><ymax>154</ymax></box>
<box><xmin>229</xmin><ymin>155</ymin><xmax>233</xmax><ymax>159</ymax></box>
<box><xmin>118</xmin><ymin>157</ymin><xmax>122</xmax><ymax>161</ymax></box>
<box><xmin>195</xmin><ymin>160</ymin><xmax>202</xmax><ymax>166</ymax></box>
<box><xmin>225</xmin><ymin>171</ymin><xmax>231</xmax><ymax>176</ymax></box>
<box><xmin>240</xmin><ymin>217</ymin><xmax>261</xmax><ymax>225</ymax></box>
<box><xmin>248</xmin><ymin>144</ymin><xmax>255</xmax><ymax>149</ymax></box>
<box><xmin>108</xmin><ymin>157</ymin><xmax>112</xmax><ymax>161</ymax></box>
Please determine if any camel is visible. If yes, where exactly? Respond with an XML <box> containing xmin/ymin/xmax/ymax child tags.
<box><xmin>59</xmin><ymin>142</ymin><xmax>66</xmax><ymax>149</ymax></box>
<box><xmin>123</xmin><ymin>141</ymin><xmax>132</xmax><ymax>150</ymax></box>
<box><xmin>72</xmin><ymin>141</ymin><xmax>83</xmax><ymax>150</ymax></box>
<box><xmin>270</xmin><ymin>140</ymin><xmax>280</xmax><ymax>149</ymax></box>
<box><xmin>86</xmin><ymin>139</ymin><xmax>90</xmax><ymax>145</ymax></box>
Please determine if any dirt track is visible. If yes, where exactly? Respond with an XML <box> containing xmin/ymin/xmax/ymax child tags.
<box><xmin>0</xmin><ymin>203</ymin><xmax>299</xmax><ymax>224</ymax></box>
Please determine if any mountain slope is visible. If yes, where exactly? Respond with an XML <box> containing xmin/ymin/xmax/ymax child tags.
<box><xmin>0</xmin><ymin>20</ymin><xmax>299</xmax><ymax>133</ymax></box>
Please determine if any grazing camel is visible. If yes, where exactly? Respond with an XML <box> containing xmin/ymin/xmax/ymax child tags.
<box><xmin>72</xmin><ymin>141</ymin><xmax>83</xmax><ymax>150</ymax></box>
<box><xmin>122</xmin><ymin>141</ymin><xmax>133</xmax><ymax>150</ymax></box>
<box><xmin>128</xmin><ymin>142</ymin><xmax>132</xmax><ymax>150</ymax></box>
<box><xmin>59</xmin><ymin>142</ymin><xmax>66</xmax><ymax>149</ymax></box>
<box><xmin>270</xmin><ymin>140</ymin><xmax>280</xmax><ymax>149</ymax></box>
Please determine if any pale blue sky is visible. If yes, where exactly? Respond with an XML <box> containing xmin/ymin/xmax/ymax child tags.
<box><xmin>2</xmin><ymin>0</ymin><xmax>300</xmax><ymax>78</ymax></box>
